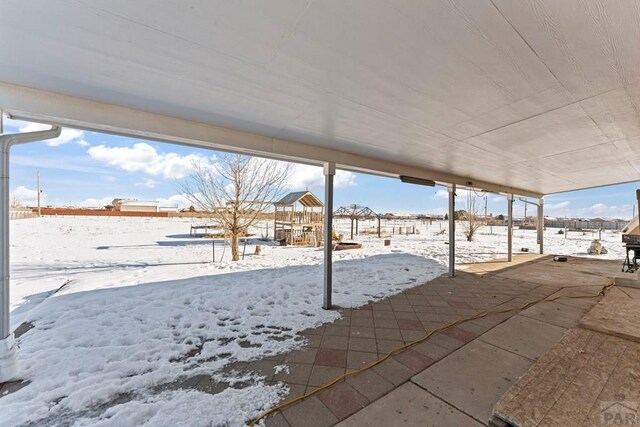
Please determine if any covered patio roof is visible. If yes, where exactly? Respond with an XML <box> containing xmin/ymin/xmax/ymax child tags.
<box><xmin>1</xmin><ymin>1</ymin><xmax>639</xmax><ymax>197</ymax></box>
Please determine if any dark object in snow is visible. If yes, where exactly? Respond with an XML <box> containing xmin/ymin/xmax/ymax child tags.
<box><xmin>521</xmin><ymin>248</ymin><xmax>529</xmax><ymax>252</ymax></box>
<box><xmin>384</xmin><ymin>239</ymin><xmax>391</xmax><ymax>246</ymax></box>
<box><xmin>278</xmin><ymin>238</ymin><xmax>287</xmax><ymax>246</ymax></box>
<box><xmin>334</xmin><ymin>242</ymin><xmax>363</xmax><ymax>251</ymax></box>
<box><xmin>553</xmin><ymin>255</ymin><xmax>568</xmax><ymax>262</ymax></box>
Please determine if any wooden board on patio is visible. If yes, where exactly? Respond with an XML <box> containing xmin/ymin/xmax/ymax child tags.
<box><xmin>492</xmin><ymin>316</ymin><xmax>640</xmax><ymax>426</ymax></box>
<box><xmin>578</xmin><ymin>286</ymin><xmax>640</xmax><ymax>343</ymax></box>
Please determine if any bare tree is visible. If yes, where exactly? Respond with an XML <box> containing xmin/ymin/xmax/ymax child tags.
<box><xmin>10</xmin><ymin>194</ymin><xmax>22</xmax><ymax>209</ymax></box>
<box><xmin>180</xmin><ymin>154</ymin><xmax>292</xmax><ymax>261</ymax></box>
<box><xmin>462</xmin><ymin>192</ymin><xmax>483</xmax><ymax>241</ymax></box>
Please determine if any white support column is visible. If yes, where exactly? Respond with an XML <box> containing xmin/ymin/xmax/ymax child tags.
<box><xmin>507</xmin><ymin>194</ymin><xmax>513</xmax><ymax>262</ymax></box>
<box><xmin>323</xmin><ymin>162</ymin><xmax>335</xmax><ymax>310</ymax></box>
<box><xmin>0</xmin><ymin>125</ymin><xmax>60</xmax><ymax>382</ymax></box>
<box><xmin>448</xmin><ymin>184</ymin><xmax>456</xmax><ymax>277</ymax></box>
<box><xmin>537</xmin><ymin>197</ymin><xmax>544</xmax><ymax>254</ymax></box>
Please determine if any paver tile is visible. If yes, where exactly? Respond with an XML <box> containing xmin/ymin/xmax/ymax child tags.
<box><xmin>345</xmin><ymin>369</ymin><xmax>395</xmax><ymax>402</ymax></box>
<box><xmin>336</xmin><ymin>383</ymin><xmax>483</xmax><ymax>427</ymax></box>
<box><xmin>348</xmin><ymin>337</ymin><xmax>377</xmax><ymax>353</ymax></box>
<box><xmin>317</xmin><ymin>382</ymin><xmax>369</xmax><ymax>419</ymax></box>
<box><xmin>282</xmin><ymin>396</ymin><xmax>338</xmax><ymax>427</ymax></box>
<box><xmin>393</xmin><ymin>349</ymin><xmax>435</xmax><ymax>373</ymax></box>
<box><xmin>346</xmin><ymin>350</ymin><xmax>379</xmax><ymax>370</ymax></box>
<box><xmin>308</xmin><ymin>365</ymin><xmax>346</xmax><ymax>387</ymax></box>
<box><xmin>314</xmin><ymin>348</ymin><xmax>348</xmax><ymax>368</ymax></box>
<box><xmin>372</xmin><ymin>358</ymin><xmax>414</xmax><ymax>386</ymax></box>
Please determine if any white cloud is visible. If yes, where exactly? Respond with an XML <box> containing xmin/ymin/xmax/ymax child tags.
<box><xmin>157</xmin><ymin>194</ymin><xmax>193</xmax><ymax>209</ymax></box>
<box><xmin>135</xmin><ymin>178</ymin><xmax>157</xmax><ymax>188</ymax></box>
<box><xmin>18</xmin><ymin>122</ymin><xmax>86</xmax><ymax>147</ymax></box>
<box><xmin>75</xmin><ymin>197</ymin><xmax>114</xmax><ymax>208</ymax></box>
<box><xmin>586</xmin><ymin>203</ymin><xmax>609</xmax><ymax>215</ymax></box>
<box><xmin>433</xmin><ymin>188</ymin><xmax>470</xmax><ymax>200</ymax></box>
<box><xmin>580</xmin><ymin>203</ymin><xmax>633</xmax><ymax>219</ymax></box>
<box><xmin>287</xmin><ymin>164</ymin><xmax>356</xmax><ymax>190</ymax></box>
<box><xmin>433</xmin><ymin>189</ymin><xmax>448</xmax><ymax>199</ymax></box>
<box><xmin>545</xmin><ymin>201</ymin><xmax>570</xmax><ymax>210</ymax></box>
<box><xmin>11</xmin><ymin>186</ymin><xmax>44</xmax><ymax>207</ymax></box>
<box><xmin>88</xmin><ymin>143</ymin><xmax>211</xmax><ymax>179</ymax></box>
<box><xmin>521</xmin><ymin>200</ymin><xmax>634</xmax><ymax>220</ymax></box>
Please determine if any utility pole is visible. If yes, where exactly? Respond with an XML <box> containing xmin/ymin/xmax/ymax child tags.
<box><xmin>37</xmin><ymin>171</ymin><xmax>41</xmax><ymax>217</ymax></box>
<box><xmin>484</xmin><ymin>195</ymin><xmax>487</xmax><ymax>219</ymax></box>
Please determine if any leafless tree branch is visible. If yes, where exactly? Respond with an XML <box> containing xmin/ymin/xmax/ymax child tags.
<box><xmin>179</xmin><ymin>154</ymin><xmax>292</xmax><ymax>261</ymax></box>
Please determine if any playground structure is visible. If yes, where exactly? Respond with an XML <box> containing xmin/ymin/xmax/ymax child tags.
<box><xmin>273</xmin><ymin>191</ymin><xmax>324</xmax><ymax>246</ymax></box>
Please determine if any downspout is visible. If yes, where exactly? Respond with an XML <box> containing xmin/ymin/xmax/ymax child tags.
<box><xmin>0</xmin><ymin>124</ymin><xmax>61</xmax><ymax>382</ymax></box>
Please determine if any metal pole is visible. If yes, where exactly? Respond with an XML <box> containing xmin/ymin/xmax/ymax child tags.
<box><xmin>537</xmin><ymin>197</ymin><xmax>544</xmax><ymax>254</ymax></box>
<box><xmin>507</xmin><ymin>194</ymin><xmax>513</xmax><ymax>262</ymax></box>
<box><xmin>37</xmin><ymin>171</ymin><xmax>41</xmax><ymax>217</ymax></box>
<box><xmin>1</xmin><ymin>125</ymin><xmax>61</xmax><ymax>382</ymax></box>
<box><xmin>323</xmin><ymin>162</ymin><xmax>335</xmax><ymax>310</ymax></box>
<box><xmin>1</xmin><ymin>142</ymin><xmax>8</xmax><ymax>343</ymax></box>
<box><xmin>242</xmin><ymin>237</ymin><xmax>247</xmax><ymax>260</ymax></box>
<box><xmin>484</xmin><ymin>195</ymin><xmax>487</xmax><ymax>219</ymax></box>
<box><xmin>448</xmin><ymin>184</ymin><xmax>455</xmax><ymax>277</ymax></box>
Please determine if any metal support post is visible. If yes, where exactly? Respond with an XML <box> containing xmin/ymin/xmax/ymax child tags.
<box><xmin>537</xmin><ymin>197</ymin><xmax>544</xmax><ymax>254</ymax></box>
<box><xmin>448</xmin><ymin>184</ymin><xmax>456</xmax><ymax>277</ymax></box>
<box><xmin>0</xmin><ymin>125</ymin><xmax>60</xmax><ymax>382</ymax></box>
<box><xmin>323</xmin><ymin>162</ymin><xmax>335</xmax><ymax>310</ymax></box>
<box><xmin>507</xmin><ymin>194</ymin><xmax>513</xmax><ymax>262</ymax></box>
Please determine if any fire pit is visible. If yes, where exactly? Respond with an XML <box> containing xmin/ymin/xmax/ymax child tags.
<box><xmin>334</xmin><ymin>242</ymin><xmax>363</xmax><ymax>251</ymax></box>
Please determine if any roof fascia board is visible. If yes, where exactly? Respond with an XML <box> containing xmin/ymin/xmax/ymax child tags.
<box><xmin>0</xmin><ymin>82</ymin><xmax>542</xmax><ymax>198</ymax></box>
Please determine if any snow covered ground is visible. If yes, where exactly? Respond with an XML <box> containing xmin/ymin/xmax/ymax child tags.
<box><xmin>1</xmin><ymin>216</ymin><xmax>625</xmax><ymax>426</ymax></box>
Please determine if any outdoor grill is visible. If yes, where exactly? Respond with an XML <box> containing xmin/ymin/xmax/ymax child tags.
<box><xmin>621</xmin><ymin>189</ymin><xmax>640</xmax><ymax>273</ymax></box>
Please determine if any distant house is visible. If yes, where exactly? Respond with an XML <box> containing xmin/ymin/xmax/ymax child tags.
<box><xmin>108</xmin><ymin>198</ymin><xmax>160</xmax><ymax>213</ymax></box>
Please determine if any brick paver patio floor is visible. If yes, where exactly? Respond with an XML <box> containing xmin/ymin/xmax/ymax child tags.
<box><xmin>258</xmin><ymin>255</ymin><xmax>624</xmax><ymax>426</ymax></box>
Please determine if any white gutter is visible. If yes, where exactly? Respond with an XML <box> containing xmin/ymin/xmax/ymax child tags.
<box><xmin>0</xmin><ymin>124</ymin><xmax>61</xmax><ymax>382</ymax></box>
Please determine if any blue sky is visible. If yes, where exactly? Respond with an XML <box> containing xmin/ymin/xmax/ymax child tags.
<box><xmin>5</xmin><ymin>117</ymin><xmax>638</xmax><ymax>219</ymax></box>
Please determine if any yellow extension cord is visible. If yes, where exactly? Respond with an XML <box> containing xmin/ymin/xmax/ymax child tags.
<box><xmin>248</xmin><ymin>281</ymin><xmax>615</xmax><ymax>426</ymax></box>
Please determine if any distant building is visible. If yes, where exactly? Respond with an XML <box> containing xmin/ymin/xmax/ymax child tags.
<box><xmin>120</xmin><ymin>201</ymin><xmax>159</xmax><ymax>213</ymax></box>
<box><xmin>108</xmin><ymin>198</ymin><xmax>160</xmax><ymax>213</ymax></box>
<box><xmin>158</xmin><ymin>205</ymin><xmax>179</xmax><ymax>213</ymax></box>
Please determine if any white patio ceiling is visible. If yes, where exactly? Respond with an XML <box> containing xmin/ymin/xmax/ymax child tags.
<box><xmin>1</xmin><ymin>0</ymin><xmax>640</xmax><ymax>197</ymax></box>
